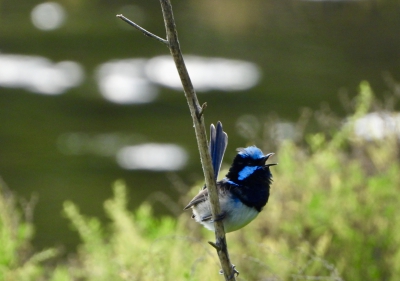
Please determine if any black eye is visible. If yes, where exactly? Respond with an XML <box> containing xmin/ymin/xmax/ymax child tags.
<box><xmin>246</xmin><ymin>160</ymin><xmax>258</xmax><ymax>166</ymax></box>
<box><xmin>256</xmin><ymin>158</ymin><xmax>265</xmax><ymax>166</ymax></box>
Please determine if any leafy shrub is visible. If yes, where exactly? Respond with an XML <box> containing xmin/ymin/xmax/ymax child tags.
<box><xmin>1</xmin><ymin>81</ymin><xmax>400</xmax><ymax>280</ymax></box>
<box><xmin>0</xmin><ymin>180</ymin><xmax>57</xmax><ymax>281</ymax></box>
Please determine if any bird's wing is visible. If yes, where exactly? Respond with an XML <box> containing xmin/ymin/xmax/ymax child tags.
<box><xmin>184</xmin><ymin>121</ymin><xmax>227</xmax><ymax>210</ymax></box>
<box><xmin>183</xmin><ymin>188</ymin><xmax>209</xmax><ymax>210</ymax></box>
<box><xmin>209</xmin><ymin>121</ymin><xmax>228</xmax><ymax>181</ymax></box>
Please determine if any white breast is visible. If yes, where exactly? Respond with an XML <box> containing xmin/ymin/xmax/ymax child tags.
<box><xmin>191</xmin><ymin>193</ymin><xmax>259</xmax><ymax>233</ymax></box>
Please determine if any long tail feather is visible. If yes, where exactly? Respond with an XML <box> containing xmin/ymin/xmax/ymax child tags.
<box><xmin>209</xmin><ymin>121</ymin><xmax>228</xmax><ymax>180</ymax></box>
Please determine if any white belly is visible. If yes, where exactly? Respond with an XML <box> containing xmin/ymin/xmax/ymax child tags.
<box><xmin>191</xmin><ymin>195</ymin><xmax>259</xmax><ymax>233</ymax></box>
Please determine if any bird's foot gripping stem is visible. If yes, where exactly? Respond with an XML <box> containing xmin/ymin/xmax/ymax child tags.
<box><xmin>210</xmin><ymin>212</ymin><xmax>225</xmax><ymax>222</ymax></box>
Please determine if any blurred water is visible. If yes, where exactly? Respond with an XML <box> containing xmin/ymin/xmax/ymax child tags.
<box><xmin>0</xmin><ymin>0</ymin><xmax>399</xmax><ymax>251</ymax></box>
<box><xmin>0</xmin><ymin>54</ymin><xmax>84</xmax><ymax>94</ymax></box>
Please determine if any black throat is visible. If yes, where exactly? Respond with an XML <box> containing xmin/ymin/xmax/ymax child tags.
<box><xmin>224</xmin><ymin>155</ymin><xmax>273</xmax><ymax>212</ymax></box>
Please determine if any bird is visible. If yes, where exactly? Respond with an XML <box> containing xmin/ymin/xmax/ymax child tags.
<box><xmin>184</xmin><ymin>121</ymin><xmax>276</xmax><ymax>233</ymax></box>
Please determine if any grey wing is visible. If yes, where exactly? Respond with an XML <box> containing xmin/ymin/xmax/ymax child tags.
<box><xmin>183</xmin><ymin>188</ymin><xmax>209</xmax><ymax>210</ymax></box>
<box><xmin>209</xmin><ymin>121</ymin><xmax>228</xmax><ymax>181</ymax></box>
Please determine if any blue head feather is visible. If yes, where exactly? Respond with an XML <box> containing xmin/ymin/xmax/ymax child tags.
<box><xmin>238</xmin><ymin>146</ymin><xmax>264</xmax><ymax>160</ymax></box>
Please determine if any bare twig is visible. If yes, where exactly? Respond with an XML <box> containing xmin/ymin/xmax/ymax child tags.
<box><xmin>198</xmin><ymin>102</ymin><xmax>207</xmax><ymax>118</ymax></box>
<box><xmin>117</xmin><ymin>1</ymin><xmax>236</xmax><ymax>280</ymax></box>
<box><xmin>116</xmin><ymin>14</ymin><xmax>169</xmax><ymax>46</ymax></box>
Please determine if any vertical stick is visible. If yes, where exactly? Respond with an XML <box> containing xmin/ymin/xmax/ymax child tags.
<box><xmin>158</xmin><ymin>1</ymin><xmax>236</xmax><ymax>280</ymax></box>
<box><xmin>118</xmin><ymin>0</ymin><xmax>236</xmax><ymax>278</ymax></box>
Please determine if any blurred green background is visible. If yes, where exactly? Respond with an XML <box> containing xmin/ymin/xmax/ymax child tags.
<box><xmin>1</xmin><ymin>0</ymin><xmax>399</xmax><ymax>254</ymax></box>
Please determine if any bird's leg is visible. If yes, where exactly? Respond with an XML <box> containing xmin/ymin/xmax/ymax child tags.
<box><xmin>210</xmin><ymin>212</ymin><xmax>226</xmax><ymax>222</ymax></box>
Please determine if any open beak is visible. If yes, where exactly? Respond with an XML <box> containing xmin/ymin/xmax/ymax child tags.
<box><xmin>262</xmin><ymin>152</ymin><xmax>274</xmax><ymax>162</ymax></box>
<box><xmin>262</xmin><ymin>153</ymin><xmax>277</xmax><ymax>167</ymax></box>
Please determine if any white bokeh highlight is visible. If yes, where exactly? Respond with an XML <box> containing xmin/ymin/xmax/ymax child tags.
<box><xmin>31</xmin><ymin>2</ymin><xmax>66</xmax><ymax>31</ymax></box>
<box><xmin>116</xmin><ymin>143</ymin><xmax>188</xmax><ymax>171</ymax></box>
<box><xmin>145</xmin><ymin>55</ymin><xmax>261</xmax><ymax>92</ymax></box>
<box><xmin>96</xmin><ymin>59</ymin><xmax>158</xmax><ymax>104</ymax></box>
<box><xmin>0</xmin><ymin>54</ymin><xmax>84</xmax><ymax>95</ymax></box>
<box><xmin>353</xmin><ymin>112</ymin><xmax>400</xmax><ymax>140</ymax></box>
<box><xmin>95</xmin><ymin>56</ymin><xmax>261</xmax><ymax>104</ymax></box>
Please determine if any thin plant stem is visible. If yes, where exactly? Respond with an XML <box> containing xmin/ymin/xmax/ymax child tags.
<box><xmin>117</xmin><ymin>1</ymin><xmax>237</xmax><ymax>279</ymax></box>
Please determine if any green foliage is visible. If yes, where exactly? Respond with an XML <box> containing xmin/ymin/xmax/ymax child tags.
<box><xmin>0</xmin><ymin>181</ymin><xmax>58</xmax><ymax>281</ymax></box>
<box><xmin>1</xmin><ymin>81</ymin><xmax>400</xmax><ymax>280</ymax></box>
<box><xmin>61</xmin><ymin>180</ymin><xmax>220</xmax><ymax>281</ymax></box>
<box><xmin>228</xmin><ymin>81</ymin><xmax>400</xmax><ymax>280</ymax></box>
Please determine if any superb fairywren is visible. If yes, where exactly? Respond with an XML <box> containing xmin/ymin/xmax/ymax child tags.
<box><xmin>184</xmin><ymin>122</ymin><xmax>276</xmax><ymax>232</ymax></box>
